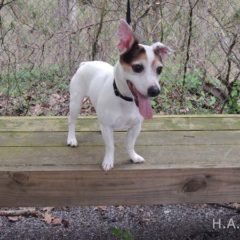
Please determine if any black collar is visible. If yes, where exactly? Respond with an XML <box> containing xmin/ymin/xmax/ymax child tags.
<box><xmin>113</xmin><ymin>80</ymin><xmax>133</xmax><ymax>102</ymax></box>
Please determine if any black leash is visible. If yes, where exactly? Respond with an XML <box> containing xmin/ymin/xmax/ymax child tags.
<box><xmin>113</xmin><ymin>1</ymin><xmax>134</xmax><ymax>103</ymax></box>
<box><xmin>126</xmin><ymin>0</ymin><xmax>131</xmax><ymax>25</ymax></box>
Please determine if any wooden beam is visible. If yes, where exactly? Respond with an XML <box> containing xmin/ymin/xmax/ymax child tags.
<box><xmin>0</xmin><ymin>115</ymin><xmax>239</xmax><ymax>132</ymax></box>
<box><xmin>0</xmin><ymin>144</ymin><xmax>239</xmax><ymax>170</ymax></box>
<box><xmin>1</xmin><ymin>168</ymin><xmax>240</xmax><ymax>206</ymax></box>
<box><xmin>0</xmin><ymin>115</ymin><xmax>239</xmax><ymax>206</ymax></box>
<box><xmin>1</xmin><ymin>130</ymin><xmax>240</xmax><ymax>147</ymax></box>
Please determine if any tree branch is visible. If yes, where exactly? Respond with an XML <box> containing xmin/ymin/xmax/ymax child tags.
<box><xmin>0</xmin><ymin>0</ymin><xmax>15</xmax><ymax>11</ymax></box>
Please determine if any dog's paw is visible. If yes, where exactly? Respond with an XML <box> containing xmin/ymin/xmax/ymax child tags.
<box><xmin>102</xmin><ymin>158</ymin><xmax>114</xmax><ymax>171</ymax></box>
<box><xmin>67</xmin><ymin>137</ymin><xmax>78</xmax><ymax>147</ymax></box>
<box><xmin>130</xmin><ymin>152</ymin><xmax>145</xmax><ymax>163</ymax></box>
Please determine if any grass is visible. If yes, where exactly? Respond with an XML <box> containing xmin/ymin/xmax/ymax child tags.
<box><xmin>0</xmin><ymin>64</ymin><xmax>70</xmax><ymax>116</ymax></box>
<box><xmin>111</xmin><ymin>227</ymin><xmax>134</xmax><ymax>240</ymax></box>
<box><xmin>1</xmin><ymin>65</ymin><xmax>68</xmax><ymax>96</ymax></box>
<box><xmin>152</xmin><ymin>65</ymin><xmax>222</xmax><ymax>114</ymax></box>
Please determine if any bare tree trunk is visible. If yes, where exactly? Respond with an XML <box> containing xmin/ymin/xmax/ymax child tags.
<box><xmin>57</xmin><ymin>0</ymin><xmax>78</xmax><ymax>73</ymax></box>
<box><xmin>57</xmin><ymin>0</ymin><xmax>68</xmax><ymax>27</ymax></box>
<box><xmin>91</xmin><ymin>0</ymin><xmax>107</xmax><ymax>60</ymax></box>
<box><xmin>67</xmin><ymin>0</ymin><xmax>78</xmax><ymax>73</ymax></box>
<box><xmin>68</xmin><ymin>0</ymin><xmax>78</xmax><ymax>30</ymax></box>
<box><xmin>180</xmin><ymin>0</ymin><xmax>200</xmax><ymax>107</ymax></box>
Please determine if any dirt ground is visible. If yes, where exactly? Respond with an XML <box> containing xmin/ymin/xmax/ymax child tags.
<box><xmin>1</xmin><ymin>204</ymin><xmax>240</xmax><ymax>240</ymax></box>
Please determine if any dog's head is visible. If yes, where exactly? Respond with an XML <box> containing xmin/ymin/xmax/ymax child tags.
<box><xmin>117</xmin><ymin>19</ymin><xmax>172</xmax><ymax>118</ymax></box>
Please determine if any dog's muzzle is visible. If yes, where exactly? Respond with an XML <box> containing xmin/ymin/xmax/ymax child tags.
<box><xmin>147</xmin><ymin>85</ymin><xmax>160</xmax><ymax>97</ymax></box>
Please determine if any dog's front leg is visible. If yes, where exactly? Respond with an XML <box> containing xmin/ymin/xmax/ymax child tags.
<box><xmin>100</xmin><ymin>125</ymin><xmax>114</xmax><ymax>171</ymax></box>
<box><xmin>127</xmin><ymin>123</ymin><xmax>145</xmax><ymax>163</ymax></box>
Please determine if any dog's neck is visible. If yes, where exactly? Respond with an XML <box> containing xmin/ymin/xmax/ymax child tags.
<box><xmin>114</xmin><ymin>61</ymin><xmax>133</xmax><ymax>99</ymax></box>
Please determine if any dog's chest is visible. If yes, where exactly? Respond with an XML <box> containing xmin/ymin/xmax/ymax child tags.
<box><xmin>112</xmin><ymin>116</ymin><xmax>139</xmax><ymax>130</ymax></box>
<box><xmin>111</xmin><ymin>107</ymin><xmax>142</xmax><ymax>130</ymax></box>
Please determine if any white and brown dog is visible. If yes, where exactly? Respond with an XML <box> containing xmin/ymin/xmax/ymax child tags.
<box><xmin>67</xmin><ymin>19</ymin><xmax>172</xmax><ymax>171</ymax></box>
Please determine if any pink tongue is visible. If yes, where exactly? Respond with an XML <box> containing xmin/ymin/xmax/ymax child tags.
<box><xmin>136</xmin><ymin>92</ymin><xmax>153</xmax><ymax>119</ymax></box>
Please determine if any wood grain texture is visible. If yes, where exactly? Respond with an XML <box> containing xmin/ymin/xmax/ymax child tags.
<box><xmin>0</xmin><ymin>115</ymin><xmax>239</xmax><ymax>132</ymax></box>
<box><xmin>0</xmin><ymin>115</ymin><xmax>239</xmax><ymax>206</ymax></box>
<box><xmin>0</xmin><ymin>145</ymin><xmax>239</xmax><ymax>170</ymax></box>
<box><xmin>1</xmin><ymin>131</ymin><xmax>240</xmax><ymax>147</ymax></box>
<box><xmin>1</xmin><ymin>168</ymin><xmax>240</xmax><ymax>206</ymax></box>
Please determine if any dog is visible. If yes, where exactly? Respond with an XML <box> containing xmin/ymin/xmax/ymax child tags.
<box><xmin>67</xmin><ymin>19</ymin><xmax>172</xmax><ymax>171</ymax></box>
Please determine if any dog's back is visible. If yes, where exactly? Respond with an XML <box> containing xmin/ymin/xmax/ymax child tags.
<box><xmin>73</xmin><ymin>61</ymin><xmax>113</xmax><ymax>87</ymax></box>
<box><xmin>70</xmin><ymin>61</ymin><xmax>114</xmax><ymax>107</ymax></box>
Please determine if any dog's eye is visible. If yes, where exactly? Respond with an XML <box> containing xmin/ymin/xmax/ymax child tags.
<box><xmin>156</xmin><ymin>66</ymin><xmax>162</xmax><ymax>75</ymax></box>
<box><xmin>132</xmin><ymin>64</ymin><xmax>144</xmax><ymax>73</ymax></box>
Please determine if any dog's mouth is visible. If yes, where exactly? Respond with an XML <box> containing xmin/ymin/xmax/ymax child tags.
<box><xmin>127</xmin><ymin>80</ymin><xmax>153</xmax><ymax>119</ymax></box>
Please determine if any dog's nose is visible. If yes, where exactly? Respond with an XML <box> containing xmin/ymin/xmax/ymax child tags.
<box><xmin>147</xmin><ymin>85</ymin><xmax>160</xmax><ymax>97</ymax></box>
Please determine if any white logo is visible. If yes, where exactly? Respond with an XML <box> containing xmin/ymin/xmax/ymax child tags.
<box><xmin>213</xmin><ymin>218</ymin><xmax>239</xmax><ymax>230</ymax></box>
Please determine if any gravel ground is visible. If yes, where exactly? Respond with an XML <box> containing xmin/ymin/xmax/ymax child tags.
<box><xmin>1</xmin><ymin>204</ymin><xmax>240</xmax><ymax>240</ymax></box>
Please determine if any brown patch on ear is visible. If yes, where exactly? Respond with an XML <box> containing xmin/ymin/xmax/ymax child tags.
<box><xmin>120</xmin><ymin>40</ymin><xmax>146</xmax><ymax>64</ymax></box>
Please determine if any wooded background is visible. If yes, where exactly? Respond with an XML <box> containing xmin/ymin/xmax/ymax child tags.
<box><xmin>0</xmin><ymin>0</ymin><xmax>239</xmax><ymax>116</ymax></box>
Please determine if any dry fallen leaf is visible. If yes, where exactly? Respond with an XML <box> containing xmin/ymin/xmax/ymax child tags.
<box><xmin>43</xmin><ymin>213</ymin><xmax>53</xmax><ymax>224</ymax></box>
<box><xmin>232</xmin><ymin>203</ymin><xmax>240</xmax><ymax>209</ymax></box>
<box><xmin>31</xmin><ymin>104</ymin><xmax>43</xmax><ymax>116</ymax></box>
<box><xmin>42</xmin><ymin>212</ymin><xmax>66</xmax><ymax>226</ymax></box>
<box><xmin>42</xmin><ymin>207</ymin><xmax>54</xmax><ymax>212</ymax></box>
<box><xmin>0</xmin><ymin>207</ymin><xmax>62</xmax><ymax>227</ymax></box>
<box><xmin>19</xmin><ymin>207</ymin><xmax>36</xmax><ymax>212</ymax></box>
<box><xmin>117</xmin><ymin>205</ymin><xmax>125</xmax><ymax>211</ymax></box>
<box><xmin>8</xmin><ymin>216</ymin><xmax>22</xmax><ymax>222</ymax></box>
<box><xmin>94</xmin><ymin>206</ymin><xmax>107</xmax><ymax>211</ymax></box>
<box><xmin>51</xmin><ymin>217</ymin><xmax>62</xmax><ymax>225</ymax></box>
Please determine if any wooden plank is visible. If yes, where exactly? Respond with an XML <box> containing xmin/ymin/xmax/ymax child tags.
<box><xmin>0</xmin><ymin>145</ymin><xmax>239</xmax><ymax>170</ymax></box>
<box><xmin>1</xmin><ymin>168</ymin><xmax>240</xmax><ymax>206</ymax></box>
<box><xmin>0</xmin><ymin>131</ymin><xmax>240</xmax><ymax>147</ymax></box>
<box><xmin>0</xmin><ymin>115</ymin><xmax>239</xmax><ymax>132</ymax></box>
<box><xmin>0</xmin><ymin>115</ymin><xmax>239</xmax><ymax>206</ymax></box>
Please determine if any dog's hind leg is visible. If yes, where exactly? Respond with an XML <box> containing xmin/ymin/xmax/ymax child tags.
<box><xmin>67</xmin><ymin>72</ymin><xmax>85</xmax><ymax>147</ymax></box>
<box><xmin>127</xmin><ymin>123</ymin><xmax>145</xmax><ymax>163</ymax></box>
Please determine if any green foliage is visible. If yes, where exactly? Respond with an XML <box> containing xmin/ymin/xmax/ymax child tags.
<box><xmin>151</xmin><ymin>65</ymin><xmax>223</xmax><ymax>114</ymax></box>
<box><xmin>233</xmin><ymin>8</ymin><xmax>240</xmax><ymax>20</ymax></box>
<box><xmin>224</xmin><ymin>81</ymin><xmax>240</xmax><ymax>114</ymax></box>
<box><xmin>111</xmin><ymin>227</ymin><xmax>134</xmax><ymax>240</ymax></box>
<box><xmin>184</xmin><ymin>70</ymin><xmax>203</xmax><ymax>92</ymax></box>
<box><xmin>1</xmin><ymin>65</ymin><xmax>67</xmax><ymax>97</ymax></box>
<box><xmin>0</xmin><ymin>64</ymin><xmax>69</xmax><ymax>115</ymax></box>
<box><xmin>0</xmin><ymin>0</ymin><xmax>239</xmax><ymax>116</ymax></box>
<box><xmin>2</xmin><ymin>62</ymin><xmax>237</xmax><ymax>116</ymax></box>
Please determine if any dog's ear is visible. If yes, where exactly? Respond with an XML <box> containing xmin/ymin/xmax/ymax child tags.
<box><xmin>152</xmin><ymin>42</ymin><xmax>173</xmax><ymax>61</ymax></box>
<box><xmin>117</xmin><ymin>19</ymin><xmax>137</xmax><ymax>55</ymax></box>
